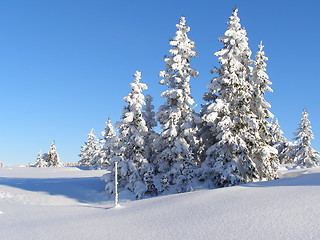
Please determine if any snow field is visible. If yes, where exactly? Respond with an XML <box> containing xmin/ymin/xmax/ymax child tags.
<box><xmin>1</xmin><ymin>166</ymin><xmax>320</xmax><ymax>239</ymax></box>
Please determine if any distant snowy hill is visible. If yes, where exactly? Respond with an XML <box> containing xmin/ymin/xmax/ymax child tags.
<box><xmin>1</xmin><ymin>166</ymin><xmax>320</xmax><ymax>240</ymax></box>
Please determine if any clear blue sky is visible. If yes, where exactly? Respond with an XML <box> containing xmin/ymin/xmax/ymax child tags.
<box><xmin>0</xmin><ymin>0</ymin><xmax>319</xmax><ymax>165</ymax></box>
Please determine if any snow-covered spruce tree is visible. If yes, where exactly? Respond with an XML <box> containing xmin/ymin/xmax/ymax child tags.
<box><xmin>291</xmin><ymin>109</ymin><xmax>319</xmax><ymax>167</ymax></box>
<box><xmin>250</xmin><ymin>42</ymin><xmax>279</xmax><ymax>180</ymax></box>
<box><xmin>142</xmin><ymin>94</ymin><xmax>158</xmax><ymax>163</ymax></box>
<box><xmin>78</xmin><ymin>129</ymin><xmax>98</xmax><ymax>167</ymax></box>
<box><xmin>101</xmin><ymin>118</ymin><xmax>116</xmax><ymax>145</ymax></box>
<box><xmin>199</xmin><ymin>8</ymin><xmax>260</xmax><ymax>187</ymax></box>
<box><xmin>46</xmin><ymin>141</ymin><xmax>60</xmax><ymax>167</ymax></box>
<box><xmin>155</xmin><ymin>16</ymin><xmax>200</xmax><ymax>193</ymax></box>
<box><xmin>91</xmin><ymin>118</ymin><xmax>116</xmax><ymax>170</ymax></box>
<box><xmin>35</xmin><ymin>151</ymin><xmax>47</xmax><ymax>167</ymax></box>
<box><xmin>251</xmin><ymin>42</ymin><xmax>274</xmax><ymax>140</ymax></box>
<box><xmin>89</xmin><ymin>145</ymin><xmax>102</xmax><ymax>169</ymax></box>
<box><xmin>101</xmin><ymin>134</ymin><xmax>120</xmax><ymax>194</ymax></box>
<box><xmin>103</xmin><ymin>71</ymin><xmax>150</xmax><ymax>198</ymax></box>
<box><xmin>268</xmin><ymin>119</ymin><xmax>293</xmax><ymax>164</ymax></box>
<box><xmin>92</xmin><ymin>118</ymin><xmax>116</xmax><ymax>169</ymax></box>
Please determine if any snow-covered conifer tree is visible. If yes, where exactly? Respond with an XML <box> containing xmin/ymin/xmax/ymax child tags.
<box><xmin>103</xmin><ymin>71</ymin><xmax>150</xmax><ymax>198</ymax></box>
<box><xmin>42</xmin><ymin>153</ymin><xmax>48</xmax><ymax>165</ymax></box>
<box><xmin>35</xmin><ymin>151</ymin><xmax>47</xmax><ymax>167</ymax></box>
<box><xmin>250</xmin><ymin>42</ymin><xmax>279</xmax><ymax>180</ymax></box>
<box><xmin>46</xmin><ymin>141</ymin><xmax>60</xmax><ymax>167</ymax></box>
<box><xmin>78</xmin><ymin>129</ymin><xmax>98</xmax><ymax>167</ymax></box>
<box><xmin>155</xmin><ymin>16</ymin><xmax>200</xmax><ymax>193</ymax></box>
<box><xmin>142</xmin><ymin>94</ymin><xmax>158</xmax><ymax>163</ymax></box>
<box><xmin>101</xmin><ymin>135</ymin><xmax>120</xmax><ymax>194</ymax></box>
<box><xmin>291</xmin><ymin>109</ymin><xmax>319</xmax><ymax>167</ymax></box>
<box><xmin>199</xmin><ymin>9</ymin><xmax>260</xmax><ymax>187</ymax></box>
<box><xmin>101</xmin><ymin>118</ymin><xmax>116</xmax><ymax>144</ymax></box>
<box><xmin>269</xmin><ymin>119</ymin><xmax>292</xmax><ymax>164</ymax></box>
<box><xmin>251</xmin><ymin>42</ymin><xmax>274</xmax><ymax>139</ymax></box>
<box><xmin>91</xmin><ymin>119</ymin><xmax>116</xmax><ymax>169</ymax></box>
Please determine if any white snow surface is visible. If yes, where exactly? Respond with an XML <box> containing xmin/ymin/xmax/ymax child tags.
<box><xmin>1</xmin><ymin>166</ymin><xmax>320</xmax><ymax>239</ymax></box>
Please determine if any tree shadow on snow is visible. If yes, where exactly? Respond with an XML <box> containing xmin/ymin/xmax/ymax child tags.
<box><xmin>243</xmin><ymin>171</ymin><xmax>320</xmax><ymax>188</ymax></box>
<box><xmin>0</xmin><ymin>176</ymin><xmax>107</xmax><ymax>203</ymax></box>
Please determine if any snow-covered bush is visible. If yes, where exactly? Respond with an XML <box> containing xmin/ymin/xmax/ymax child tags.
<box><xmin>63</xmin><ymin>162</ymin><xmax>79</xmax><ymax>167</ymax></box>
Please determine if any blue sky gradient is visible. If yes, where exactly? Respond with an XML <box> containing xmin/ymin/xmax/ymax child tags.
<box><xmin>0</xmin><ymin>0</ymin><xmax>319</xmax><ymax>164</ymax></box>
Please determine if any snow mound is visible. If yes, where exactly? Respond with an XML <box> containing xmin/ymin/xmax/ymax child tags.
<box><xmin>0</xmin><ymin>191</ymin><xmax>12</xmax><ymax>199</ymax></box>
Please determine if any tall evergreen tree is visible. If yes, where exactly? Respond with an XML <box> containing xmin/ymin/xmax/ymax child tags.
<box><xmin>291</xmin><ymin>109</ymin><xmax>319</xmax><ymax>167</ymax></box>
<box><xmin>199</xmin><ymin>8</ymin><xmax>259</xmax><ymax>187</ymax></box>
<box><xmin>155</xmin><ymin>16</ymin><xmax>200</xmax><ymax>193</ymax></box>
<box><xmin>78</xmin><ymin>129</ymin><xmax>98</xmax><ymax>167</ymax></box>
<box><xmin>46</xmin><ymin>141</ymin><xmax>60</xmax><ymax>167</ymax></box>
<box><xmin>103</xmin><ymin>71</ymin><xmax>150</xmax><ymax>198</ymax></box>
<box><xmin>251</xmin><ymin>42</ymin><xmax>274</xmax><ymax>139</ymax></box>
<box><xmin>250</xmin><ymin>42</ymin><xmax>279</xmax><ymax>180</ymax></box>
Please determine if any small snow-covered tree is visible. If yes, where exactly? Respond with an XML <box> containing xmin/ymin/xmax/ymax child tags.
<box><xmin>155</xmin><ymin>16</ymin><xmax>200</xmax><ymax>193</ymax></box>
<box><xmin>144</xmin><ymin>168</ymin><xmax>158</xmax><ymax>196</ymax></box>
<box><xmin>78</xmin><ymin>129</ymin><xmax>98</xmax><ymax>166</ymax></box>
<box><xmin>91</xmin><ymin>118</ymin><xmax>116</xmax><ymax>169</ymax></box>
<box><xmin>291</xmin><ymin>109</ymin><xmax>319</xmax><ymax>167</ymax></box>
<box><xmin>101</xmin><ymin>135</ymin><xmax>120</xmax><ymax>195</ymax></box>
<box><xmin>269</xmin><ymin>119</ymin><xmax>292</xmax><ymax>164</ymax></box>
<box><xmin>46</xmin><ymin>141</ymin><xmax>60</xmax><ymax>167</ymax></box>
<box><xmin>35</xmin><ymin>151</ymin><xmax>47</xmax><ymax>167</ymax></box>
<box><xmin>103</xmin><ymin>71</ymin><xmax>150</xmax><ymax>198</ymax></box>
<box><xmin>199</xmin><ymin>8</ymin><xmax>259</xmax><ymax>187</ymax></box>
<box><xmin>101</xmin><ymin>117</ymin><xmax>117</xmax><ymax>144</ymax></box>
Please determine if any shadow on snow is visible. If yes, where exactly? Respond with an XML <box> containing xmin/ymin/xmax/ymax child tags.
<box><xmin>243</xmin><ymin>171</ymin><xmax>320</xmax><ymax>188</ymax></box>
<box><xmin>0</xmin><ymin>176</ymin><xmax>107</xmax><ymax>203</ymax></box>
<box><xmin>1</xmin><ymin>169</ymin><xmax>319</xmax><ymax>203</ymax></box>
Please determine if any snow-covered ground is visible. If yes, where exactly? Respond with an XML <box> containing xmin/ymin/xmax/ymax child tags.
<box><xmin>1</xmin><ymin>166</ymin><xmax>320</xmax><ymax>240</ymax></box>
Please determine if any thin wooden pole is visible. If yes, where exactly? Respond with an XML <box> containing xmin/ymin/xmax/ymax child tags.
<box><xmin>114</xmin><ymin>161</ymin><xmax>118</xmax><ymax>207</ymax></box>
